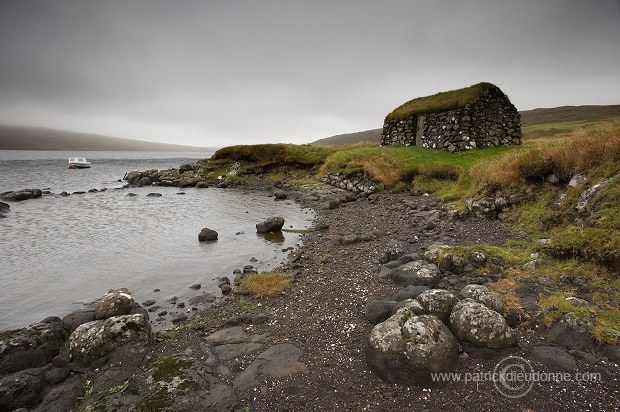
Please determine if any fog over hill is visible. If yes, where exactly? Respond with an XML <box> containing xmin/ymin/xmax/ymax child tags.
<box><xmin>0</xmin><ymin>125</ymin><xmax>213</xmax><ymax>151</ymax></box>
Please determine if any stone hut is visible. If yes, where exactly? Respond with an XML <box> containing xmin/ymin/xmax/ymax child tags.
<box><xmin>380</xmin><ymin>83</ymin><xmax>521</xmax><ymax>152</ymax></box>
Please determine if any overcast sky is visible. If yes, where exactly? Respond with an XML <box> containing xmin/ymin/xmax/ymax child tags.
<box><xmin>0</xmin><ymin>0</ymin><xmax>619</xmax><ymax>147</ymax></box>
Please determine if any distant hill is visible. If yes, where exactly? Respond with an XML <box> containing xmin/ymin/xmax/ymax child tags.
<box><xmin>309</xmin><ymin>128</ymin><xmax>382</xmax><ymax>146</ymax></box>
<box><xmin>0</xmin><ymin>125</ymin><xmax>213</xmax><ymax>151</ymax></box>
<box><xmin>519</xmin><ymin>105</ymin><xmax>620</xmax><ymax>126</ymax></box>
<box><xmin>310</xmin><ymin>105</ymin><xmax>620</xmax><ymax>146</ymax></box>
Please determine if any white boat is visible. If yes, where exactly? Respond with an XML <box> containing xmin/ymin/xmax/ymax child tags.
<box><xmin>68</xmin><ymin>157</ymin><xmax>91</xmax><ymax>169</ymax></box>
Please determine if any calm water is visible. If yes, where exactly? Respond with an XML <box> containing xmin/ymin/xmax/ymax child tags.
<box><xmin>0</xmin><ymin>151</ymin><xmax>314</xmax><ymax>330</ymax></box>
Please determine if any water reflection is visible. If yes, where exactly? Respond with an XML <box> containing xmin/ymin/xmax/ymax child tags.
<box><xmin>257</xmin><ymin>231</ymin><xmax>285</xmax><ymax>244</ymax></box>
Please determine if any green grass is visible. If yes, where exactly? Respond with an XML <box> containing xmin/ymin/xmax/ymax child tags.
<box><xmin>385</xmin><ymin>82</ymin><xmax>496</xmax><ymax>122</ymax></box>
<box><xmin>211</xmin><ymin>143</ymin><xmax>338</xmax><ymax>169</ymax></box>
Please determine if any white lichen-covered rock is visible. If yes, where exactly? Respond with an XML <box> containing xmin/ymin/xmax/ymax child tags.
<box><xmin>367</xmin><ymin>311</ymin><xmax>459</xmax><ymax>387</ymax></box>
<box><xmin>69</xmin><ymin>314</ymin><xmax>152</xmax><ymax>364</ymax></box>
<box><xmin>575</xmin><ymin>178</ymin><xmax>612</xmax><ymax>212</ymax></box>
<box><xmin>416</xmin><ymin>289</ymin><xmax>459</xmax><ymax>323</ymax></box>
<box><xmin>95</xmin><ymin>288</ymin><xmax>134</xmax><ymax>320</ymax></box>
<box><xmin>423</xmin><ymin>244</ymin><xmax>452</xmax><ymax>263</ymax></box>
<box><xmin>389</xmin><ymin>260</ymin><xmax>442</xmax><ymax>287</ymax></box>
<box><xmin>449</xmin><ymin>299</ymin><xmax>516</xmax><ymax>349</ymax></box>
<box><xmin>460</xmin><ymin>284</ymin><xmax>505</xmax><ymax>314</ymax></box>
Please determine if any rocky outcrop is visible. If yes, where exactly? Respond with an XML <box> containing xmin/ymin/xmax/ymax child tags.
<box><xmin>449</xmin><ymin>298</ymin><xmax>516</xmax><ymax>349</ymax></box>
<box><xmin>0</xmin><ymin>188</ymin><xmax>43</xmax><ymax>202</ymax></box>
<box><xmin>0</xmin><ymin>318</ymin><xmax>64</xmax><ymax>375</ymax></box>
<box><xmin>95</xmin><ymin>288</ymin><xmax>135</xmax><ymax>320</ymax></box>
<box><xmin>198</xmin><ymin>227</ymin><xmax>219</xmax><ymax>241</ymax></box>
<box><xmin>256</xmin><ymin>216</ymin><xmax>285</xmax><ymax>233</ymax></box>
<box><xmin>321</xmin><ymin>173</ymin><xmax>376</xmax><ymax>195</ymax></box>
<box><xmin>367</xmin><ymin>311</ymin><xmax>459</xmax><ymax>387</ymax></box>
<box><xmin>575</xmin><ymin>177</ymin><xmax>612</xmax><ymax>212</ymax></box>
<box><xmin>69</xmin><ymin>314</ymin><xmax>152</xmax><ymax>364</ymax></box>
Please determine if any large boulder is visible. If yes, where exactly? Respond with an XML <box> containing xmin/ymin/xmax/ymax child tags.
<box><xmin>69</xmin><ymin>314</ymin><xmax>152</xmax><ymax>364</ymax></box>
<box><xmin>416</xmin><ymin>289</ymin><xmax>459</xmax><ymax>323</ymax></box>
<box><xmin>0</xmin><ymin>318</ymin><xmax>64</xmax><ymax>375</ymax></box>
<box><xmin>198</xmin><ymin>228</ymin><xmax>219</xmax><ymax>242</ymax></box>
<box><xmin>460</xmin><ymin>284</ymin><xmax>505</xmax><ymax>314</ymax></box>
<box><xmin>256</xmin><ymin>216</ymin><xmax>285</xmax><ymax>233</ymax></box>
<box><xmin>0</xmin><ymin>188</ymin><xmax>43</xmax><ymax>202</ymax></box>
<box><xmin>367</xmin><ymin>311</ymin><xmax>459</xmax><ymax>387</ymax></box>
<box><xmin>388</xmin><ymin>260</ymin><xmax>442</xmax><ymax>287</ymax></box>
<box><xmin>464</xmin><ymin>197</ymin><xmax>499</xmax><ymax>219</ymax></box>
<box><xmin>94</xmin><ymin>288</ymin><xmax>134</xmax><ymax>320</ymax></box>
<box><xmin>449</xmin><ymin>298</ymin><xmax>516</xmax><ymax>349</ymax></box>
<box><xmin>548</xmin><ymin>312</ymin><xmax>595</xmax><ymax>350</ymax></box>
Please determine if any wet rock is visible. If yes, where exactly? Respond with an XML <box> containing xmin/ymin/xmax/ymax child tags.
<box><xmin>142</xmin><ymin>299</ymin><xmax>156</xmax><ymax>307</ymax></box>
<box><xmin>256</xmin><ymin>216</ymin><xmax>285</xmax><ymax>233</ymax></box>
<box><xmin>126</xmin><ymin>192</ymin><xmax>138</xmax><ymax>197</ymax></box>
<box><xmin>0</xmin><ymin>318</ymin><xmax>64</xmax><ymax>374</ymax></box>
<box><xmin>273</xmin><ymin>189</ymin><xmax>288</xmax><ymax>200</ymax></box>
<box><xmin>364</xmin><ymin>300</ymin><xmax>398</xmax><ymax>325</ymax></box>
<box><xmin>233</xmin><ymin>344</ymin><xmax>308</xmax><ymax>391</ymax></box>
<box><xmin>146</xmin><ymin>192</ymin><xmax>162</xmax><ymax>197</ymax></box>
<box><xmin>449</xmin><ymin>299</ymin><xmax>516</xmax><ymax>349</ymax></box>
<box><xmin>390</xmin><ymin>285</ymin><xmax>429</xmax><ymax>301</ymax></box>
<box><xmin>179</xmin><ymin>163</ymin><xmax>199</xmax><ymax>173</ymax></box>
<box><xmin>125</xmin><ymin>171</ymin><xmax>142</xmax><ymax>185</ymax></box>
<box><xmin>59</xmin><ymin>191</ymin><xmax>69</xmax><ymax>197</ymax></box>
<box><xmin>460</xmin><ymin>284</ymin><xmax>505</xmax><ymax>313</ymax></box>
<box><xmin>576</xmin><ymin>177</ymin><xmax>612</xmax><ymax>212</ymax></box>
<box><xmin>0</xmin><ymin>201</ymin><xmax>9</xmax><ymax>217</ymax></box>
<box><xmin>220</xmin><ymin>284</ymin><xmax>232</xmax><ymax>295</ymax></box>
<box><xmin>367</xmin><ymin>312</ymin><xmax>459</xmax><ymax>387</ymax></box>
<box><xmin>416</xmin><ymin>289</ymin><xmax>459</xmax><ymax>323</ymax></box>
<box><xmin>528</xmin><ymin>345</ymin><xmax>577</xmax><ymax>371</ymax></box>
<box><xmin>0</xmin><ymin>188</ymin><xmax>43</xmax><ymax>202</ymax></box>
<box><xmin>198</xmin><ymin>228</ymin><xmax>218</xmax><ymax>241</ymax></box>
<box><xmin>0</xmin><ymin>367</ymin><xmax>46</xmax><ymax>411</ymax></box>
<box><xmin>189</xmin><ymin>283</ymin><xmax>201</xmax><ymax>290</ymax></box>
<box><xmin>548</xmin><ymin>312</ymin><xmax>595</xmax><ymax>350</ymax></box>
<box><xmin>95</xmin><ymin>288</ymin><xmax>135</xmax><ymax>320</ymax></box>
<box><xmin>69</xmin><ymin>313</ymin><xmax>152</xmax><ymax>364</ymax></box>
<box><xmin>196</xmin><ymin>181</ymin><xmax>210</xmax><ymax>188</ymax></box>
<box><xmin>61</xmin><ymin>309</ymin><xmax>96</xmax><ymax>333</ymax></box>
<box><xmin>388</xmin><ymin>260</ymin><xmax>442</xmax><ymax>287</ymax></box>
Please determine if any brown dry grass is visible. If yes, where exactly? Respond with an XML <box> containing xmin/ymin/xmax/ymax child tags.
<box><xmin>238</xmin><ymin>272</ymin><xmax>292</xmax><ymax>298</ymax></box>
<box><xmin>472</xmin><ymin>120</ymin><xmax>620</xmax><ymax>192</ymax></box>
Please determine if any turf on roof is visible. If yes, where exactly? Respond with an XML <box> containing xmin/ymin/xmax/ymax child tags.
<box><xmin>386</xmin><ymin>82</ymin><xmax>497</xmax><ymax>122</ymax></box>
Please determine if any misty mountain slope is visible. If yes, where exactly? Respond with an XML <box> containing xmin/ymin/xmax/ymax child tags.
<box><xmin>309</xmin><ymin>128</ymin><xmax>382</xmax><ymax>146</ymax></box>
<box><xmin>0</xmin><ymin>125</ymin><xmax>212</xmax><ymax>151</ymax></box>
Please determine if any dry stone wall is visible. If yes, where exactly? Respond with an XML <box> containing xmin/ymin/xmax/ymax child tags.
<box><xmin>381</xmin><ymin>86</ymin><xmax>521</xmax><ymax>152</ymax></box>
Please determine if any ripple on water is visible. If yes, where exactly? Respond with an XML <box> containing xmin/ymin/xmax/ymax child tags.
<box><xmin>0</xmin><ymin>187</ymin><xmax>314</xmax><ymax>330</ymax></box>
